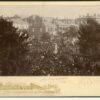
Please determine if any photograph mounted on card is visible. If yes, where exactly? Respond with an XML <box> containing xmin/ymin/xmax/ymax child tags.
<box><xmin>0</xmin><ymin>1</ymin><xmax>99</xmax><ymax>96</ymax></box>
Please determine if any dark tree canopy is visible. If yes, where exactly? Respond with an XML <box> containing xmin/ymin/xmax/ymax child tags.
<box><xmin>77</xmin><ymin>18</ymin><xmax>100</xmax><ymax>75</ymax></box>
<box><xmin>0</xmin><ymin>17</ymin><xmax>31</xmax><ymax>75</ymax></box>
<box><xmin>78</xmin><ymin>18</ymin><xmax>100</xmax><ymax>57</ymax></box>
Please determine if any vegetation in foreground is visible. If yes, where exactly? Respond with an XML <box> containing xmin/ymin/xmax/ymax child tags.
<box><xmin>0</xmin><ymin>17</ymin><xmax>100</xmax><ymax>76</ymax></box>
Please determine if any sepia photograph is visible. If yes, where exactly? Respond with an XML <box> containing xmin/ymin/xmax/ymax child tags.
<box><xmin>0</xmin><ymin>2</ymin><xmax>100</xmax><ymax>76</ymax></box>
<box><xmin>0</xmin><ymin>1</ymin><xmax>100</xmax><ymax>97</ymax></box>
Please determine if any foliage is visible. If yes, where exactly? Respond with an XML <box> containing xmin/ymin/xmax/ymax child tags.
<box><xmin>1</xmin><ymin>16</ymin><xmax>100</xmax><ymax>76</ymax></box>
<box><xmin>0</xmin><ymin>18</ymin><xmax>32</xmax><ymax>75</ymax></box>
<box><xmin>78</xmin><ymin>18</ymin><xmax>100</xmax><ymax>75</ymax></box>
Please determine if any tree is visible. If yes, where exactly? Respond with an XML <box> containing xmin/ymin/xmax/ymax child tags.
<box><xmin>78</xmin><ymin>18</ymin><xmax>100</xmax><ymax>75</ymax></box>
<box><xmin>30</xmin><ymin>32</ymin><xmax>55</xmax><ymax>75</ymax></box>
<box><xmin>0</xmin><ymin>17</ymin><xmax>32</xmax><ymax>75</ymax></box>
<box><xmin>57</xmin><ymin>26</ymin><xmax>79</xmax><ymax>75</ymax></box>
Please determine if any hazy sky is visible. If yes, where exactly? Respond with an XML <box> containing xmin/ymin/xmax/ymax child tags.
<box><xmin>0</xmin><ymin>5</ymin><xmax>100</xmax><ymax>19</ymax></box>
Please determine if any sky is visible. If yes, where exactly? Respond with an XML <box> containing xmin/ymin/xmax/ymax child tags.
<box><xmin>0</xmin><ymin>5</ymin><xmax>100</xmax><ymax>19</ymax></box>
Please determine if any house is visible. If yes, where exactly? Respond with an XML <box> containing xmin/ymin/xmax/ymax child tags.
<box><xmin>43</xmin><ymin>21</ymin><xmax>57</xmax><ymax>36</ymax></box>
<box><xmin>9</xmin><ymin>16</ymin><xmax>29</xmax><ymax>30</ymax></box>
<box><xmin>28</xmin><ymin>16</ymin><xmax>45</xmax><ymax>39</ymax></box>
<box><xmin>56</xmin><ymin>20</ymin><xmax>71</xmax><ymax>33</ymax></box>
<box><xmin>12</xmin><ymin>18</ymin><xmax>29</xmax><ymax>30</ymax></box>
<box><xmin>76</xmin><ymin>14</ymin><xmax>100</xmax><ymax>25</ymax></box>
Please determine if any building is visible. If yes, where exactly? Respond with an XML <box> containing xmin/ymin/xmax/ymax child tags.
<box><xmin>29</xmin><ymin>16</ymin><xmax>45</xmax><ymax>39</ymax></box>
<box><xmin>12</xmin><ymin>19</ymin><xmax>29</xmax><ymax>30</ymax></box>
<box><xmin>43</xmin><ymin>20</ymin><xmax>57</xmax><ymax>36</ymax></box>
<box><xmin>55</xmin><ymin>19</ymin><xmax>78</xmax><ymax>33</ymax></box>
<box><xmin>76</xmin><ymin>13</ymin><xmax>100</xmax><ymax>25</ymax></box>
<box><xmin>10</xmin><ymin>15</ymin><xmax>29</xmax><ymax>30</ymax></box>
